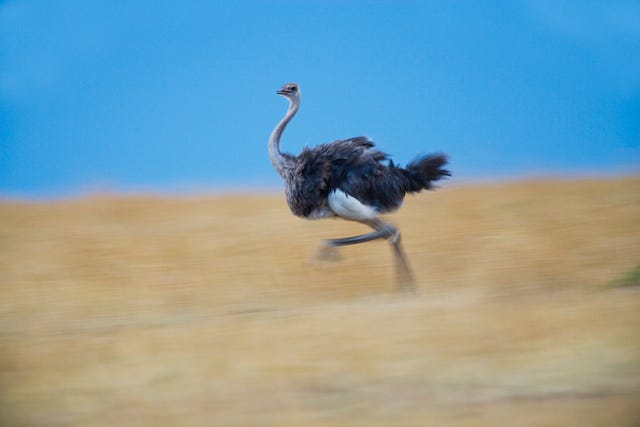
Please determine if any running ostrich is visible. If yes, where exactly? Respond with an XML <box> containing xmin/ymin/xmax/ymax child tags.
<box><xmin>269</xmin><ymin>82</ymin><xmax>449</xmax><ymax>291</ymax></box>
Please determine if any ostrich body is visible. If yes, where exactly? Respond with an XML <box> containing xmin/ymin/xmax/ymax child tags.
<box><xmin>269</xmin><ymin>82</ymin><xmax>450</xmax><ymax>290</ymax></box>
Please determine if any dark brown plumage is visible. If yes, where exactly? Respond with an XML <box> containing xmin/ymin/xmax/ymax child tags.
<box><xmin>283</xmin><ymin>136</ymin><xmax>449</xmax><ymax>218</ymax></box>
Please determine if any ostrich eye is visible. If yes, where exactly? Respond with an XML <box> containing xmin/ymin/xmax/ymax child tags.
<box><xmin>290</xmin><ymin>86</ymin><xmax>297</xmax><ymax>92</ymax></box>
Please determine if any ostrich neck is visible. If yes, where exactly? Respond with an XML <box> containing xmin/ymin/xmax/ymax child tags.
<box><xmin>269</xmin><ymin>99</ymin><xmax>299</xmax><ymax>177</ymax></box>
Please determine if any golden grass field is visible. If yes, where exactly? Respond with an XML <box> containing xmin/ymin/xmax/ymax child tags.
<box><xmin>1</xmin><ymin>177</ymin><xmax>639</xmax><ymax>426</ymax></box>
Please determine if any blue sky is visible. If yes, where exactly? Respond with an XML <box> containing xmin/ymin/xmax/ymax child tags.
<box><xmin>1</xmin><ymin>1</ymin><xmax>639</xmax><ymax>197</ymax></box>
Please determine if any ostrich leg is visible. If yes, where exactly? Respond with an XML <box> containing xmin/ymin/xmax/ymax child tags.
<box><xmin>317</xmin><ymin>218</ymin><xmax>415</xmax><ymax>291</ymax></box>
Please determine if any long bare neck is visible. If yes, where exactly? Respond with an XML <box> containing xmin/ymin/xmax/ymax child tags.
<box><xmin>269</xmin><ymin>98</ymin><xmax>299</xmax><ymax>177</ymax></box>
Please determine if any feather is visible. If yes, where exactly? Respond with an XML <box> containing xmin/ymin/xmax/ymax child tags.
<box><xmin>282</xmin><ymin>137</ymin><xmax>449</xmax><ymax>217</ymax></box>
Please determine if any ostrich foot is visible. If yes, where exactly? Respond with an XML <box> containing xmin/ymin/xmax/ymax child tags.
<box><xmin>307</xmin><ymin>243</ymin><xmax>342</xmax><ymax>267</ymax></box>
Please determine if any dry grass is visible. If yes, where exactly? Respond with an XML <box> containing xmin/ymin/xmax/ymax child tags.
<box><xmin>1</xmin><ymin>177</ymin><xmax>639</xmax><ymax>426</ymax></box>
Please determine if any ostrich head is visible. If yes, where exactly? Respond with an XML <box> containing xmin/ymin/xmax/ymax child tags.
<box><xmin>277</xmin><ymin>82</ymin><xmax>300</xmax><ymax>102</ymax></box>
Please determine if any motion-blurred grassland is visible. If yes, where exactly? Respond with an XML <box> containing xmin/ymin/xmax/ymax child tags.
<box><xmin>1</xmin><ymin>177</ymin><xmax>639</xmax><ymax>426</ymax></box>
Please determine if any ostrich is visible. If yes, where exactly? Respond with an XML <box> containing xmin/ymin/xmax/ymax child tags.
<box><xmin>269</xmin><ymin>82</ymin><xmax>449</xmax><ymax>291</ymax></box>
